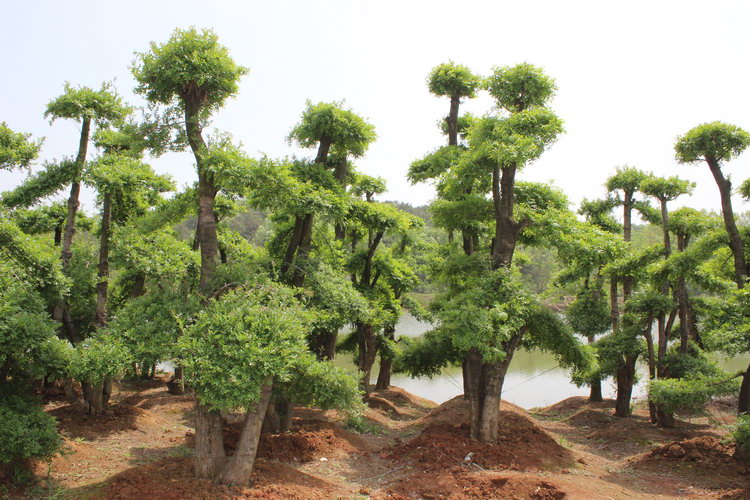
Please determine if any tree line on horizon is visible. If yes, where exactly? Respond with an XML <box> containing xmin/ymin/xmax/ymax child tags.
<box><xmin>2</xmin><ymin>26</ymin><xmax>750</xmax><ymax>486</ymax></box>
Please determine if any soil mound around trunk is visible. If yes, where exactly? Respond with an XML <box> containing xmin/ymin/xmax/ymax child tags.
<box><xmin>390</xmin><ymin>397</ymin><xmax>574</xmax><ymax>471</ymax></box>
<box><xmin>377</xmin><ymin>469</ymin><xmax>567</xmax><ymax>500</ymax></box>
<box><xmin>537</xmin><ymin>396</ymin><xmax>616</xmax><ymax>418</ymax></box>
<box><xmin>224</xmin><ymin>418</ymin><xmax>368</xmax><ymax>463</ymax></box>
<box><xmin>50</xmin><ymin>402</ymin><xmax>166</xmax><ymax>440</ymax></box>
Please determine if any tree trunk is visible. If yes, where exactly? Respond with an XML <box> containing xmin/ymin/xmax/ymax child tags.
<box><xmin>707</xmin><ymin>158</ymin><xmax>747</xmax><ymax>289</ymax></box>
<box><xmin>465</xmin><ymin>331</ymin><xmax>523</xmax><ymax>442</ymax></box>
<box><xmin>738</xmin><ymin>362</ymin><xmax>750</xmax><ymax>415</ymax></box>
<box><xmin>168</xmin><ymin>366</ymin><xmax>186</xmax><ymax>395</ymax></box>
<box><xmin>86</xmin><ymin>380</ymin><xmax>104</xmax><ymax>416</ymax></box>
<box><xmin>447</xmin><ymin>95</ymin><xmax>460</xmax><ymax>146</ymax></box>
<box><xmin>643</xmin><ymin>319</ymin><xmax>657</xmax><ymax>423</ymax></box>
<box><xmin>610</xmin><ymin>277</ymin><xmax>619</xmax><ymax>333</ymax></box>
<box><xmin>215</xmin><ymin>384</ymin><xmax>272</xmax><ymax>486</ymax></box>
<box><xmin>194</xmin><ymin>404</ymin><xmax>226</xmax><ymax>479</ymax></box>
<box><xmin>615</xmin><ymin>355</ymin><xmax>637</xmax><ymax>417</ymax></box>
<box><xmin>54</xmin><ymin>226</ymin><xmax>62</xmax><ymax>246</ymax></box>
<box><xmin>275</xmin><ymin>395</ymin><xmax>294</xmax><ymax>433</ymax></box>
<box><xmin>587</xmin><ymin>335</ymin><xmax>603</xmax><ymax>402</ymax></box>
<box><xmin>375</xmin><ymin>324</ymin><xmax>396</xmax><ymax>390</ymax></box>
<box><xmin>356</xmin><ymin>323</ymin><xmax>378</xmax><ymax>394</ymax></box>
<box><xmin>61</xmin><ymin>117</ymin><xmax>91</xmax><ymax>270</ymax></box>
<box><xmin>95</xmin><ymin>193</ymin><xmax>111</xmax><ymax>327</ymax></box>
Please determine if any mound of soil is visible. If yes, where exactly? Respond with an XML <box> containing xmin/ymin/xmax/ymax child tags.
<box><xmin>224</xmin><ymin>419</ymin><xmax>368</xmax><ymax>462</ymax></box>
<box><xmin>378</xmin><ymin>469</ymin><xmax>566</xmax><ymax>500</ymax></box>
<box><xmin>537</xmin><ymin>397</ymin><xmax>615</xmax><ymax>418</ymax></box>
<box><xmin>373</xmin><ymin>387</ymin><xmax>437</xmax><ymax>410</ymax></box>
<box><xmin>643</xmin><ymin>436</ymin><xmax>735</xmax><ymax>464</ymax></box>
<box><xmin>390</xmin><ymin>397</ymin><xmax>574</xmax><ymax>471</ymax></box>
<box><xmin>366</xmin><ymin>395</ymin><xmax>411</xmax><ymax>419</ymax></box>
<box><xmin>564</xmin><ymin>409</ymin><xmax>617</xmax><ymax>428</ymax></box>
<box><xmin>104</xmin><ymin>457</ymin><xmax>343</xmax><ymax>500</ymax></box>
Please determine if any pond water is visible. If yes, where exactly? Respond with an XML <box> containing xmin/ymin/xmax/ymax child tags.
<box><xmin>338</xmin><ymin>313</ymin><xmax>750</xmax><ymax>410</ymax></box>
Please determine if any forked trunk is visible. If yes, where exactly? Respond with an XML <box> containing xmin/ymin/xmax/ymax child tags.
<box><xmin>215</xmin><ymin>384</ymin><xmax>273</xmax><ymax>486</ymax></box>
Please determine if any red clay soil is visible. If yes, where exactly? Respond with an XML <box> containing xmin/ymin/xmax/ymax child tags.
<box><xmin>375</xmin><ymin>468</ymin><xmax>566</xmax><ymax>500</ymax></box>
<box><xmin>223</xmin><ymin>418</ymin><xmax>369</xmax><ymax>462</ymax></box>
<box><xmin>537</xmin><ymin>396</ymin><xmax>616</xmax><ymax>418</ymax></box>
<box><xmin>387</xmin><ymin>396</ymin><xmax>574</xmax><ymax>472</ymax></box>
<box><xmin>104</xmin><ymin>457</ymin><xmax>345</xmax><ymax>500</ymax></box>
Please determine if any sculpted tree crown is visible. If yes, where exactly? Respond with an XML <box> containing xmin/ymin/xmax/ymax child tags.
<box><xmin>132</xmin><ymin>27</ymin><xmax>248</xmax><ymax>113</ymax></box>
<box><xmin>486</xmin><ymin>63</ymin><xmax>557</xmax><ymax>112</ymax></box>
<box><xmin>675</xmin><ymin>122</ymin><xmax>750</xmax><ymax>165</ymax></box>
<box><xmin>288</xmin><ymin>101</ymin><xmax>376</xmax><ymax>158</ymax></box>
<box><xmin>45</xmin><ymin>83</ymin><xmax>130</xmax><ymax>124</ymax></box>
<box><xmin>427</xmin><ymin>61</ymin><xmax>481</xmax><ymax>99</ymax></box>
<box><xmin>640</xmin><ymin>175</ymin><xmax>694</xmax><ymax>202</ymax></box>
<box><xmin>605</xmin><ymin>166</ymin><xmax>649</xmax><ymax>195</ymax></box>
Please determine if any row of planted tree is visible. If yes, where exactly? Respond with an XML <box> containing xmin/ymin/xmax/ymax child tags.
<box><xmin>2</xmin><ymin>27</ymin><xmax>750</xmax><ymax>486</ymax></box>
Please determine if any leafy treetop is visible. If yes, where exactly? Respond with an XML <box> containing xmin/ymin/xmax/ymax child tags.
<box><xmin>640</xmin><ymin>175</ymin><xmax>695</xmax><ymax>203</ymax></box>
<box><xmin>427</xmin><ymin>61</ymin><xmax>482</xmax><ymax>99</ymax></box>
<box><xmin>132</xmin><ymin>27</ymin><xmax>248</xmax><ymax>115</ymax></box>
<box><xmin>45</xmin><ymin>83</ymin><xmax>130</xmax><ymax>124</ymax></box>
<box><xmin>675</xmin><ymin>122</ymin><xmax>750</xmax><ymax>165</ymax></box>
<box><xmin>485</xmin><ymin>63</ymin><xmax>557</xmax><ymax>112</ymax></box>
<box><xmin>288</xmin><ymin>101</ymin><xmax>376</xmax><ymax>159</ymax></box>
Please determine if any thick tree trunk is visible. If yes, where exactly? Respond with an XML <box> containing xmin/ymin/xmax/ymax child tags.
<box><xmin>643</xmin><ymin>318</ymin><xmax>657</xmax><ymax>423</ymax></box>
<box><xmin>707</xmin><ymin>159</ymin><xmax>747</xmax><ymax>289</ymax></box>
<box><xmin>54</xmin><ymin>226</ymin><xmax>62</xmax><ymax>246</ymax></box>
<box><xmin>274</xmin><ymin>394</ymin><xmax>294</xmax><ymax>433</ymax></box>
<box><xmin>615</xmin><ymin>355</ymin><xmax>637</xmax><ymax>417</ymax></box>
<box><xmin>86</xmin><ymin>380</ymin><xmax>104</xmax><ymax>416</ymax></box>
<box><xmin>194</xmin><ymin>404</ymin><xmax>226</xmax><ymax>479</ymax></box>
<box><xmin>491</xmin><ymin>165</ymin><xmax>522</xmax><ymax>268</ymax></box>
<box><xmin>61</xmin><ymin>117</ymin><xmax>91</xmax><ymax>269</ymax></box>
<box><xmin>465</xmin><ymin>331</ymin><xmax>522</xmax><ymax>442</ymax></box>
<box><xmin>215</xmin><ymin>384</ymin><xmax>272</xmax><ymax>486</ymax></box>
<box><xmin>168</xmin><ymin>366</ymin><xmax>186</xmax><ymax>395</ymax></box>
<box><xmin>610</xmin><ymin>277</ymin><xmax>619</xmax><ymax>333</ymax></box>
<box><xmin>356</xmin><ymin>323</ymin><xmax>378</xmax><ymax>394</ymax></box>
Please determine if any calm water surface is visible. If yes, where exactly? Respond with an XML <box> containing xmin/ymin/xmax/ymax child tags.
<box><xmin>339</xmin><ymin>313</ymin><xmax>750</xmax><ymax>409</ymax></box>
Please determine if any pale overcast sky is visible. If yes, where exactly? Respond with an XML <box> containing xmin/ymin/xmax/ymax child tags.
<box><xmin>1</xmin><ymin>0</ymin><xmax>749</xmax><ymax>216</ymax></box>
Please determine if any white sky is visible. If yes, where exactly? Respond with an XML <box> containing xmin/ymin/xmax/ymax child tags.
<box><xmin>2</xmin><ymin>0</ymin><xmax>750</xmax><ymax>216</ymax></box>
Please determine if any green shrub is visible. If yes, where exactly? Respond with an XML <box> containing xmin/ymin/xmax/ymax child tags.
<box><xmin>734</xmin><ymin>415</ymin><xmax>750</xmax><ymax>460</ymax></box>
<box><xmin>0</xmin><ymin>393</ymin><xmax>61</xmax><ymax>484</ymax></box>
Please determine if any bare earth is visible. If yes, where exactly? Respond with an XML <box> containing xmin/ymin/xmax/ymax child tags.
<box><xmin>6</xmin><ymin>378</ymin><xmax>750</xmax><ymax>499</ymax></box>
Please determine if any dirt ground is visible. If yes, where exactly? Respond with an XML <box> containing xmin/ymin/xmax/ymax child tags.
<box><xmin>4</xmin><ymin>379</ymin><xmax>750</xmax><ymax>499</ymax></box>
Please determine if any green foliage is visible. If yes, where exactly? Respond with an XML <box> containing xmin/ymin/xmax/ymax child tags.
<box><xmin>648</xmin><ymin>374</ymin><xmax>739</xmax><ymax>414</ymax></box>
<box><xmin>702</xmin><ymin>287</ymin><xmax>750</xmax><ymax>356</ymax></box>
<box><xmin>1</xmin><ymin>159</ymin><xmax>77</xmax><ymax>209</ymax></box>
<box><xmin>640</xmin><ymin>175</ymin><xmax>694</xmax><ymax>203</ymax></box>
<box><xmin>305</xmin><ymin>262</ymin><xmax>367</xmax><ymax>334</ymax></box>
<box><xmin>0</xmin><ymin>123</ymin><xmax>43</xmax><ymax>171</ymax></box>
<box><xmin>668</xmin><ymin>207</ymin><xmax>714</xmax><ymax>238</ymax></box>
<box><xmin>289</xmin><ymin>101</ymin><xmax>376</xmax><ymax>159</ymax></box>
<box><xmin>427</xmin><ymin>61</ymin><xmax>481</xmax><ymax>99</ymax></box>
<box><xmin>675</xmin><ymin>122</ymin><xmax>750</xmax><ymax>164</ymax></box>
<box><xmin>45</xmin><ymin>82</ymin><xmax>129</xmax><ymax>124</ymax></box>
<box><xmin>351</xmin><ymin>174</ymin><xmax>386</xmax><ymax>200</ymax></box>
<box><xmin>279</xmin><ymin>353</ymin><xmax>364</xmax><ymax>415</ymax></box>
<box><xmin>567</xmin><ymin>289</ymin><xmax>610</xmax><ymax>336</ymax></box>
<box><xmin>394</xmin><ymin>328</ymin><xmax>458</xmax><ymax>378</ymax></box>
<box><xmin>132</xmin><ymin>27</ymin><xmax>248</xmax><ymax>116</ymax></box>
<box><xmin>734</xmin><ymin>415</ymin><xmax>750</xmax><ymax>455</ymax></box>
<box><xmin>578</xmin><ymin>197</ymin><xmax>621</xmax><ymax>233</ymax></box>
<box><xmin>606</xmin><ymin>165</ymin><xmax>650</xmax><ymax>195</ymax></box>
<box><xmin>524</xmin><ymin>305</ymin><xmax>595</xmax><ymax>372</ymax></box>
<box><xmin>86</xmin><ymin>154</ymin><xmax>174</xmax><ymax>223</ymax></box>
<box><xmin>69</xmin><ymin>334</ymin><xmax>132</xmax><ymax>384</ymax></box>
<box><xmin>179</xmin><ymin>285</ymin><xmax>310</xmax><ymax>411</ymax></box>
<box><xmin>0</xmin><ymin>216</ymin><xmax>67</xmax><ymax>300</ymax></box>
<box><xmin>0</xmin><ymin>392</ymin><xmax>61</xmax><ymax>480</ymax></box>
<box><xmin>408</xmin><ymin>145</ymin><xmax>465</xmax><ymax>184</ymax></box>
<box><xmin>110</xmin><ymin>291</ymin><xmax>198</xmax><ymax>368</ymax></box>
<box><xmin>467</xmin><ymin>108</ymin><xmax>564</xmax><ymax>170</ymax></box>
<box><xmin>485</xmin><ymin>63</ymin><xmax>557</xmax><ymax>112</ymax></box>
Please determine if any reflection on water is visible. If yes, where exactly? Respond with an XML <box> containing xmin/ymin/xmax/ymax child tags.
<box><xmin>339</xmin><ymin>313</ymin><xmax>750</xmax><ymax>410</ymax></box>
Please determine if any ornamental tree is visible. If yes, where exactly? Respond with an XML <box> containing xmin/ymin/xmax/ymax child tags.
<box><xmin>0</xmin><ymin>122</ymin><xmax>43</xmax><ymax>172</ymax></box>
<box><xmin>675</xmin><ymin>122</ymin><xmax>750</xmax><ymax>289</ymax></box>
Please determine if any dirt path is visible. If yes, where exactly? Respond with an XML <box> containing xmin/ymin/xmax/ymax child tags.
<box><xmin>9</xmin><ymin>381</ymin><xmax>750</xmax><ymax>499</ymax></box>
